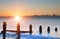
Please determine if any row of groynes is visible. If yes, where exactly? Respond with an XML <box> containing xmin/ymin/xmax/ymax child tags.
<box><xmin>0</xmin><ymin>21</ymin><xmax>58</xmax><ymax>39</ymax></box>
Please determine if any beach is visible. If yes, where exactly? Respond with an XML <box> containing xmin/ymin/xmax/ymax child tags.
<box><xmin>0</xmin><ymin>17</ymin><xmax>60</xmax><ymax>39</ymax></box>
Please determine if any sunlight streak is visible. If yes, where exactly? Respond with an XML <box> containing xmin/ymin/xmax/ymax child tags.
<box><xmin>15</xmin><ymin>16</ymin><xmax>20</xmax><ymax>22</ymax></box>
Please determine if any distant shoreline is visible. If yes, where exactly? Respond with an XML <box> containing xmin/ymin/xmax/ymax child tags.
<box><xmin>0</xmin><ymin>16</ymin><xmax>60</xmax><ymax>19</ymax></box>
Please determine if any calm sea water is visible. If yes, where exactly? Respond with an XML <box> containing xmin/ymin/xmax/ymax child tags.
<box><xmin>0</xmin><ymin>17</ymin><xmax>60</xmax><ymax>39</ymax></box>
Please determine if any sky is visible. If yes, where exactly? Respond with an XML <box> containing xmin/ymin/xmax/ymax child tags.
<box><xmin>0</xmin><ymin>0</ymin><xmax>60</xmax><ymax>16</ymax></box>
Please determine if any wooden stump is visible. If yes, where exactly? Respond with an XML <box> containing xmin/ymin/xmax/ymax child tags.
<box><xmin>3</xmin><ymin>21</ymin><xmax>6</xmax><ymax>39</ymax></box>
<box><xmin>39</xmin><ymin>25</ymin><xmax>42</xmax><ymax>34</ymax></box>
<box><xmin>16</xmin><ymin>23</ymin><xmax>20</xmax><ymax>39</ymax></box>
<box><xmin>29</xmin><ymin>24</ymin><xmax>32</xmax><ymax>34</ymax></box>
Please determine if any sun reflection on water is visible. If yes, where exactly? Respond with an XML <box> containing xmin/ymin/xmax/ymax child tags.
<box><xmin>14</xmin><ymin>16</ymin><xmax>21</xmax><ymax>22</ymax></box>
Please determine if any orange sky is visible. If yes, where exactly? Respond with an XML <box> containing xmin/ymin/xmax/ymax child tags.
<box><xmin>0</xmin><ymin>0</ymin><xmax>60</xmax><ymax>16</ymax></box>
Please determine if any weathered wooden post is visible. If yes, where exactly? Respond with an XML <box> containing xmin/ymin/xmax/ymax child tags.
<box><xmin>55</xmin><ymin>27</ymin><xmax>58</xmax><ymax>32</ymax></box>
<box><xmin>47</xmin><ymin>26</ymin><xmax>50</xmax><ymax>33</ymax></box>
<box><xmin>55</xmin><ymin>27</ymin><xmax>58</xmax><ymax>37</ymax></box>
<box><xmin>29</xmin><ymin>24</ymin><xmax>32</xmax><ymax>34</ymax></box>
<box><xmin>3</xmin><ymin>21</ymin><xmax>6</xmax><ymax>39</ymax></box>
<box><xmin>16</xmin><ymin>23</ymin><xmax>20</xmax><ymax>39</ymax></box>
<box><xmin>39</xmin><ymin>25</ymin><xmax>42</xmax><ymax>34</ymax></box>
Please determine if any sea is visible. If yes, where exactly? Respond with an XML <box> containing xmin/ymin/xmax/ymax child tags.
<box><xmin>0</xmin><ymin>16</ymin><xmax>60</xmax><ymax>39</ymax></box>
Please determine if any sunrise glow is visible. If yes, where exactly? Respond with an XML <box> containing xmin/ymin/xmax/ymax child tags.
<box><xmin>15</xmin><ymin>16</ymin><xmax>20</xmax><ymax>21</ymax></box>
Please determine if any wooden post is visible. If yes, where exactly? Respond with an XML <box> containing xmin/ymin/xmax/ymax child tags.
<box><xmin>55</xmin><ymin>27</ymin><xmax>58</xmax><ymax>32</ymax></box>
<box><xmin>3</xmin><ymin>21</ymin><xmax>6</xmax><ymax>39</ymax></box>
<box><xmin>55</xmin><ymin>27</ymin><xmax>58</xmax><ymax>37</ymax></box>
<box><xmin>39</xmin><ymin>25</ymin><xmax>42</xmax><ymax>34</ymax></box>
<box><xmin>16</xmin><ymin>23</ymin><xmax>20</xmax><ymax>39</ymax></box>
<box><xmin>47</xmin><ymin>26</ymin><xmax>50</xmax><ymax>33</ymax></box>
<box><xmin>29</xmin><ymin>24</ymin><xmax>32</xmax><ymax>34</ymax></box>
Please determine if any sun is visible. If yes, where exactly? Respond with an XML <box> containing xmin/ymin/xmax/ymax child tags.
<box><xmin>15</xmin><ymin>16</ymin><xmax>20</xmax><ymax>21</ymax></box>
